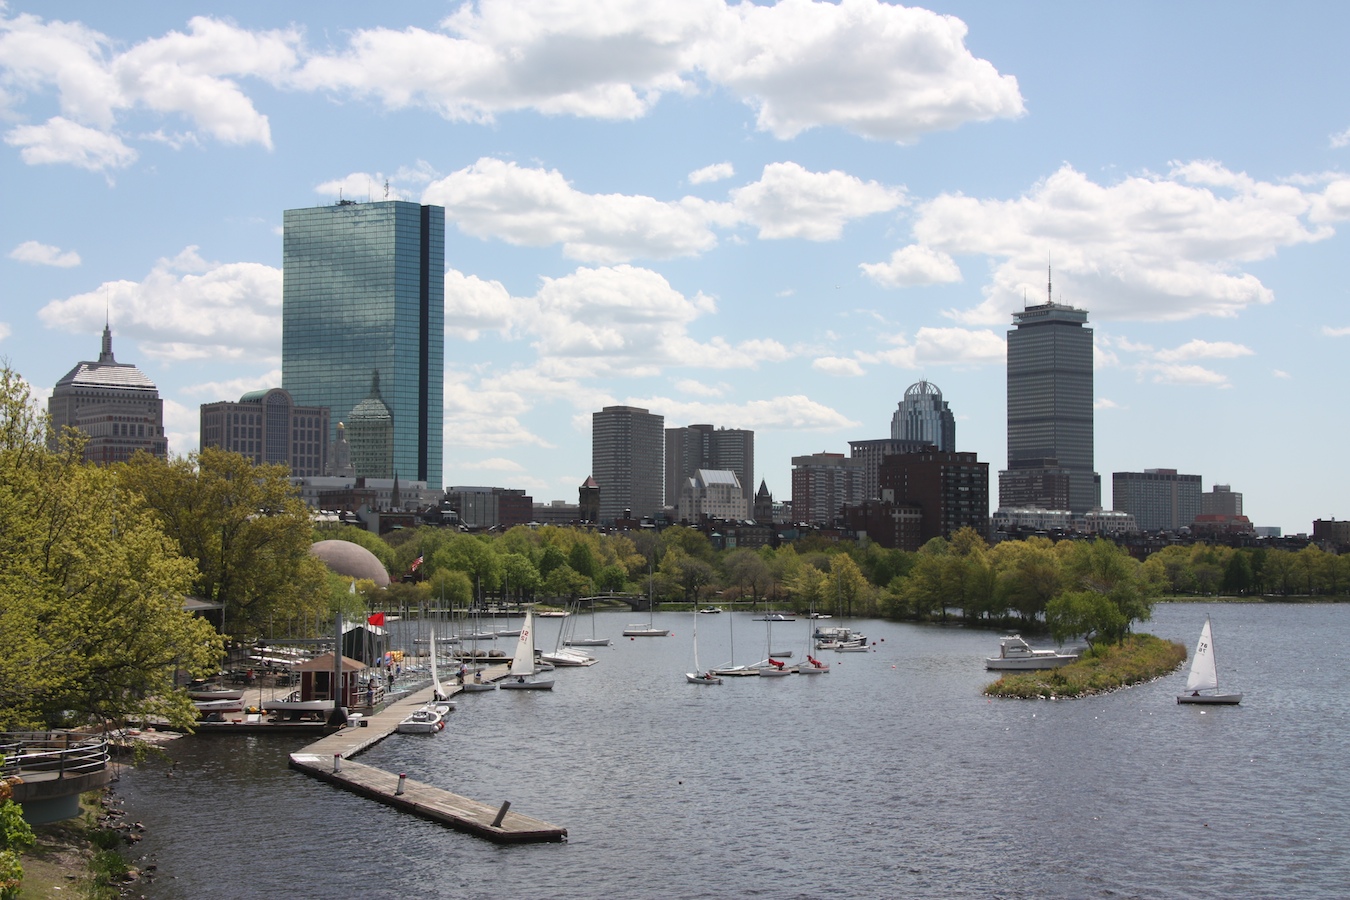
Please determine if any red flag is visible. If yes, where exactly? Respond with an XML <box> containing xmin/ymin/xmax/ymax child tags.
<box><xmin>410</xmin><ymin>555</ymin><xmax>424</xmax><ymax>571</ymax></box>
<box><xmin>367</xmin><ymin>612</ymin><xmax>385</xmax><ymax>627</ymax></box>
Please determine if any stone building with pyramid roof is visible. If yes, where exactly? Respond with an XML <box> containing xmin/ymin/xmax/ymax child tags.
<box><xmin>48</xmin><ymin>325</ymin><xmax>167</xmax><ymax>464</ymax></box>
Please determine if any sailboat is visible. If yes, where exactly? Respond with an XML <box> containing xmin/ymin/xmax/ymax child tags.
<box><xmin>712</xmin><ymin>610</ymin><xmax>760</xmax><ymax>677</ymax></box>
<box><xmin>1177</xmin><ymin>618</ymin><xmax>1242</xmax><ymax>705</ymax></box>
<box><xmin>686</xmin><ymin>606</ymin><xmax>722</xmax><ymax>685</ymax></box>
<box><xmin>565</xmin><ymin>599</ymin><xmax>611</xmax><ymax>647</ymax></box>
<box><xmin>543</xmin><ymin>604</ymin><xmax>599</xmax><ymax>666</ymax></box>
<box><xmin>499</xmin><ymin>610</ymin><xmax>554</xmax><ymax>691</ymax></box>
<box><xmin>797</xmin><ymin>610</ymin><xmax>829</xmax><ymax>674</ymax></box>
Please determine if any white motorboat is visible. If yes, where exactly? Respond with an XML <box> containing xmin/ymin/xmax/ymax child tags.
<box><xmin>984</xmin><ymin>635</ymin><xmax>1079</xmax><ymax>671</ymax></box>
<box><xmin>499</xmin><ymin>610</ymin><xmax>554</xmax><ymax>690</ymax></box>
<box><xmin>194</xmin><ymin>697</ymin><xmax>245</xmax><ymax>714</ymax></box>
<box><xmin>1177</xmin><ymin>618</ymin><xmax>1242</xmax><ymax>705</ymax></box>
<box><xmin>396</xmin><ymin>705</ymin><xmax>445</xmax><ymax>734</ymax></box>
<box><xmin>757</xmin><ymin>613</ymin><xmax>795</xmax><ymax>622</ymax></box>
<box><xmin>698</xmin><ymin>606</ymin><xmax>724</xmax><ymax>614</ymax></box>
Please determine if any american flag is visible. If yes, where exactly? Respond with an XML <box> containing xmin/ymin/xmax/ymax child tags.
<box><xmin>411</xmin><ymin>555</ymin><xmax>424</xmax><ymax>571</ymax></box>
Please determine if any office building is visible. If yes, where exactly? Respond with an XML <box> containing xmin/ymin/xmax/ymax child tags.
<box><xmin>791</xmin><ymin>452</ymin><xmax>867</xmax><ymax>525</ymax></box>
<box><xmin>1201</xmin><ymin>484</ymin><xmax>1243</xmax><ymax>518</ymax></box>
<box><xmin>282</xmin><ymin>200</ymin><xmax>444</xmax><ymax>489</ymax></box>
<box><xmin>200</xmin><ymin>388</ymin><xmax>330</xmax><ymax>476</ymax></box>
<box><xmin>999</xmin><ymin>294</ymin><xmax>1099</xmax><ymax>513</ymax></box>
<box><xmin>877</xmin><ymin>450</ymin><xmax>989</xmax><ymax>546</ymax></box>
<box><xmin>1112</xmin><ymin>469</ymin><xmax>1202</xmax><ymax>532</ymax></box>
<box><xmin>891</xmin><ymin>380</ymin><xmax>955</xmax><ymax>451</ymax></box>
<box><xmin>592</xmin><ymin>405</ymin><xmax>665</xmax><ymax>523</ymax></box>
<box><xmin>443</xmin><ymin>486</ymin><xmax>534</xmax><ymax>530</ymax></box>
<box><xmin>850</xmin><ymin>438</ymin><xmax>936</xmax><ymax>502</ymax></box>
<box><xmin>665</xmin><ymin>424</ymin><xmax>754</xmax><ymax>509</ymax></box>
<box><xmin>49</xmin><ymin>325</ymin><xmax>168</xmax><ymax>464</ymax></box>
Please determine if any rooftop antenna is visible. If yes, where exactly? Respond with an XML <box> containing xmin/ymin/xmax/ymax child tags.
<box><xmin>1047</xmin><ymin>255</ymin><xmax>1053</xmax><ymax>306</ymax></box>
<box><xmin>384</xmin><ymin>179</ymin><xmax>390</xmax><ymax>200</ymax></box>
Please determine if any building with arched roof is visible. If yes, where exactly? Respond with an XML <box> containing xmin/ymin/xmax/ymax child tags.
<box><xmin>200</xmin><ymin>387</ymin><xmax>330</xmax><ymax>476</ymax></box>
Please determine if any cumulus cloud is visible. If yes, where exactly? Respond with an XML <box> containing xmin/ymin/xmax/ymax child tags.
<box><xmin>1153</xmin><ymin>339</ymin><xmax>1254</xmax><ymax>362</ymax></box>
<box><xmin>672</xmin><ymin>378</ymin><xmax>727</xmax><ymax>397</ymax></box>
<box><xmin>9</xmin><ymin>239</ymin><xmax>80</xmax><ymax>267</ymax></box>
<box><xmin>0</xmin><ymin>322</ymin><xmax>10</xmax><ymax>342</ymax></box>
<box><xmin>1321</xmin><ymin>325</ymin><xmax>1350</xmax><ymax>337</ymax></box>
<box><xmin>689</xmin><ymin>162</ymin><xmax>734</xmax><ymax>185</ymax></box>
<box><xmin>423</xmin><ymin>157</ymin><xmax>901</xmax><ymax>262</ymax></box>
<box><xmin>812</xmin><ymin>356</ymin><xmax>866</xmax><ymax>377</ymax></box>
<box><xmin>1148</xmin><ymin>364</ymin><xmax>1231</xmax><ymax>387</ymax></box>
<box><xmin>730</xmin><ymin>162</ymin><xmax>904</xmax><ymax>240</ymax></box>
<box><xmin>445</xmin><ymin>268</ymin><xmax>521</xmax><ymax>340</ymax></box>
<box><xmin>878</xmin><ymin>162</ymin><xmax>1336</xmax><ymax>326</ymax></box>
<box><xmin>0</xmin><ymin>13</ymin><xmax>296</xmax><ymax>168</ymax></box>
<box><xmin>1332</xmin><ymin>127</ymin><xmax>1350</xmax><ymax>149</ymax></box>
<box><xmin>634</xmin><ymin>394</ymin><xmax>857</xmax><ymax>431</ymax></box>
<box><xmin>443</xmin><ymin>372</ymin><xmax>556</xmax><ymax>451</ymax></box>
<box><xmin>4</xmin><ymin>116</ymin><xmax>136</xmax><ymax>170</ymax></box>
<box><xmin>1094</xmin><ymin>398</ymin><xmax>1121</xmax><ymax>410</ymax></box>
<box><xmin>37</xmin><ymin>246</ymin><xmax>282</xmax><ymax>362</ymax></box>
<box><xmin>2</xmin><ymin>4</ymin><xmax>1022</xmax><ymax>170</ymax></box>
<box><xmin>859</xmin><ymin>244</ymin><xmax>961</xmax><ymax>287</ymax></box>
<box><xmin>180</xmin><ymin>370</ymin><xmax>283</xmax><ymax>399</ymax></box>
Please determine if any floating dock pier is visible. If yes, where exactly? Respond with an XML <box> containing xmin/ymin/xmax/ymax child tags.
<box><xmin>288</xmin><ymin>664</ymin><xmax>567</xmax><ymax>844</ymax></box>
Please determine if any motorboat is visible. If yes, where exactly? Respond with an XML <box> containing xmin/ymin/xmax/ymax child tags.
<box><xmin>756</xmin><ymin>614</ymin><xmax>795</xmax><ymax>622</ymax></box>
<box><xmin>984</xmin><ymin>635</ymin><xmax>1079</xmax><ymax>671</ymax></box>
<box><xmin>396</xmin><ymin>706</ymin><xmax>445</xmax><ymax>734</ymax></box>
<box><xmin>698</xmin><ymin>607</ymin><xmax>724</xmax><ymax>614</ymax></box>
<box><xmin>263</xmin><ymin>691</ymin><xmax>336</xmax><ymax>716</ymax></box>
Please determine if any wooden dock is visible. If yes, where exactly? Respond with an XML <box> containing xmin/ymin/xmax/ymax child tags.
<box><xmin>287</xmin><ymin>663</ymin><xmax>567</xmax><ymax>844</ymax></box>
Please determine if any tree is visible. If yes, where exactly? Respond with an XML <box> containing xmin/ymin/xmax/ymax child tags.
<box><xmin>829</xmin><ymin>553</ymin><xmax>870</xmax><ymax>617</ymax></box>
<box><xmin>990</xmin><ymin>537</ymin><xmax>1061</xmax><ymax>624</ymax></box>
<box><xmin>0</xmin><ymin>367</ymin><xmax>221</xmax><ymax>731</ymax></box>
<box><xmin>724</xmin><ymin>548</ymin><xmax>770</xmax><ymax>604</ymax></box>
<box><xmin>121</xmin><ymin>447</ymin><xmax>329</xmax><ymax>639</ymax></box>
<box><xmin>1053</xmin><ymin>539</ymin><xmax>1154</xmax><ymax>645</ymax></box>
<box><xmin>1221</xmin><ymin>550</ymin><xmax>1254</xmax><ymax>595</ymax></box>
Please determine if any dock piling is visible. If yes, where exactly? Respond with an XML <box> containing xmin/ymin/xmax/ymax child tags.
<box><xmin>396</xmin><ymin>773</ymin><xmax>407</xmax><ymax>796</ymax></box>
<box><xmin>333</xmin><ymin>754</ymin><xmax>342</xmax><ymax>773</ymax></box>
<box><xmin>491</xmin><ymin>800</ymin><xmax>511</xmax><ymax>827</ymax></box>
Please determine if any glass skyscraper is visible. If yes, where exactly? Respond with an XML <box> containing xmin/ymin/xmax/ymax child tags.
<box><xmin>891</xmin><ymin>380</ymin><xmax>956</xmax><ymax>451</ymax></box>
<box><xmin>282</xmin><ymin>200</ymin><xmax>444</xmax><ymax>489</ymax></box>
<box><xmin>1000</xmin><ymin>300</ymin><xmax>1099</xmax><ymax>513</ymax></box>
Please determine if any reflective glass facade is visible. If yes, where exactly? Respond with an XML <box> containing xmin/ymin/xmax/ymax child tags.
<box><xmin>282</xmin><ymin>201</ymin><xmax>444</xmax><ymax>488</ymax></box>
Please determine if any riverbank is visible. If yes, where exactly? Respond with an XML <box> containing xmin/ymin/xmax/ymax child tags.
<box><xmin>983</xmin><ymin>633</ymin><xmax>1187</xmax><ymax>699</ymax></box>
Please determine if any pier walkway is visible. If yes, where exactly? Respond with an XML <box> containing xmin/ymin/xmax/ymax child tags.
<box><xmin>287</xmin><ymin>663</ymin><xmax>567</xmax><ymax>843</ymax></box>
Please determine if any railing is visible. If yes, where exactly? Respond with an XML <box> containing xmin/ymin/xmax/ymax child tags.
<box><xmin>0</xmin><ymin>732</ymin><xmax>110</xmax><ymax>781</ymax></box>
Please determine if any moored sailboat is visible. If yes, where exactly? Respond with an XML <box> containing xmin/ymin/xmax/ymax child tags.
<box><xmin>499</xmin><ymin>610</ymin><xmax>554</xmax><ymax>691</ymax></box>
<box><xmin>686</xmin><ymin>606</ymin><xmax>722</xmax><ymax>685</ymax></box>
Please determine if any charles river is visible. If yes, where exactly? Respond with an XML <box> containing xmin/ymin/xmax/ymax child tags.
<box><xmin>116</xmin><ymin>601</ymin><xmax>1348</xmax><ymax>899</ymax></box>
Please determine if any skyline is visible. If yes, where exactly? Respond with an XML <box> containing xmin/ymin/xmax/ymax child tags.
<box><xmin>3</xmin><ymin>2</ymin><xmax>1350</xmax><ymax>533</ymax></box>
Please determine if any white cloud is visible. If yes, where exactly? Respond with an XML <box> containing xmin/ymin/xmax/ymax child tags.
<box><xmin>1273</xmin><ymin>369</ymin><xmax>1291</xmax><ymax>379</ymax></box>
<box><xmin>1332</xmin><ymin>127</ymin><xmax>1350</xmax><ymax>149</ymax></box>
<box><xmin>0</xmin><ymin>14</ymin><xmax>294</xmax><ymax>167</ymax></box>
<box><xmin>1321</xmin><ymin>325</ymin><xmax>1350</xmax><ymax>337</ymax></box>
<box><xmin>0</xmin><ymin>322</ymin><xmax>10</xmax><ymax>342</ymax></box>
<box><xmin>180</xmin><ymin>369</ymin><xmax>283</xmax><ymax>399</ymax></box>
<box><xmin>1153</xmin><ymin>339</ymin><xmax>1254</xmax><ymax>362</ymax></box>
<box><xmin>1094</xmin><ymin>398</ymin><xmax>1121</xmax><ymax>410</ymax></box>
<box><xmin>443</xmin><ymin>372</ymin><xmax>555</xmax><ymax>451</ymax></box>
<box><xmin>9</xmin><ymin>239</ymin><xmax>80</xmax><ymax>267</ymax></box>
<box><xmin>161</xmin><ymin>396</ymin><xmax>199</xmax><ymax>457</ymax></box>
<box><xmin>730</xmin><ymin>162</ymin><xmax>904</xmax><ymax>240</ymax></box>
<box><xmin>639</xmin><ymin>394</ymin><xmax>858</xmax><ymax>431</ymax></box>
<box><xmin>701</xmin><ymin>0</ymin><xmax>1024</xmax><ymax>141</ymax></box>
<box><xmin>37</xmin><ymin>246</ymin><xmax>282</xmax><ymax>362</ymax></box>
<box><xmin>292</xmin><ymin>0</ymin><xmax>1020</xmax><ymax>141</ymax></box>
<box><xmin>458</xmin><ymin>457</ymin><xmax>526</xmax><ymax>472</ymax></box>
<box><xmin>444</xmin><ymin>268</ymin><xmax>521</xmax><ymax>340</ymax></box>
<box><xmin>4</xmin><ymin>116</ymin><xmax>136</xmax><ymax>170</ymax></box>
<box><xmin>900</xmin><ymin>162</ymin><xmax>1333</xmax><ymax>325</ymax></box>
<box><xmin>812</xmin><ymin>356</ymin><xmax>866</xmax><ymax>377</ymax></box>
<box><xmin>689</xmin><ymin>162</ymin><xmax>734</xmax><ymax>185</ymax></box>
<box><xmin>423</xmin><ymin>157</ymin><xmax>723</xmax><ymax>262</ymax></box>
<box><xmin>860</xmin><ymin>244</ymin><xmax>961</xmax><ymax>287</ymax></box>
<box><xmin>1148</xmin><ymin>364</ymin><xmax>1230</xmax><ymax>387</ymax></box>
<box><xmin>672</xmin><ymin>378</ymin><xmax>726</xmax><ymax>397</ymax></box>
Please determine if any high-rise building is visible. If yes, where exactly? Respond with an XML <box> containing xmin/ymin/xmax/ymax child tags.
<box><xmin>676</xmin><ymin>469</ymin><xmax>746</xmax><ymax>523</ymax></box>
<box><xmin>878</xmin><ymin>449</ymin><xmax>990</xmax><ymax>546</ymax></box>
<box><xmin>282</xmin><ymin>200</ymin><xmax>444</xmax><ymax>489</ymax></box>
<box><xmin>791</xmin><ymin>452</ymin><xmax>866</xmax><ymax>525</ymax></box>
<box><xmin>891</xmin><ymin>380</ymin><xmax>955</xmax><ymax>451</ymax></box>
<box><xmin>592</xmin><ymin>405</ymin><xmax>664</xmax><ymax>523</ymax></box>
<box><xmin>1201</xmin><ymin>484</ymin><xmax>1243</xmax><ymax>518</ymax></box>
<box><xmin>347</xmin><ymin>371</ymin><xmax>394</xmax><ymax>479</ymax></box>
<box><xmin>49</xmin><ymin>325</ymin><xmax>167</xmax><ymax>464</ymax></box>
<box><xmin>849</xmin><ymin>438</ymin><xmax>936</xmax><ymax>502</ymax></box>
<box><xmin>200</xmin><ymin>388</ymin><xmax>330</xmax><ymax>476</ymax></box>
<box><xmin>665</xmin><ymin>424</ymin><xmax>754</xmax><ymax>509</ymax></box>
<box><xmin>1112</xmin><ymin>469</ymin><xmax>1202</xmax><ymax>532</ymax></box>
<box><xmin>1000</xmin><ymin>293</ymin><xmax>1098</xmax><ymax>513</ymax></box>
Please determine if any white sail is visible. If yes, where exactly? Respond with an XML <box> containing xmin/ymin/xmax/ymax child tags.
<box><xmin>510</xmin><ymin>611</ymin><xmax>536</xmax><ymax>677</ymax></box>
<box><xmin>1185</xmin><ymin>618</ymin><xmax>1219</xmax><ymax>693</ymax></box>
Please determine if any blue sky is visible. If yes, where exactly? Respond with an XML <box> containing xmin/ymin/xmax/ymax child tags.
<box><xmin>3</xmin><ymin>1</ymin><xmax>1349</xmax><ymax>533</ymax></box>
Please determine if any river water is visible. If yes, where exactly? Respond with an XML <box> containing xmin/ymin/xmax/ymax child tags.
<box><xmin>115</xmin><ymin>602</ymin><xmax>1350</xmax><ymax>899</ymax></box>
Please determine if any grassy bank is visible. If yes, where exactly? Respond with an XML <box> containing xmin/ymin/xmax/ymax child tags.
<box><xmin>984</xmin><ymin>633</ymin><xmax>1186</xmax><ymax>699</ymax></box>
<box><xmin>17</xmin><ymin>790</ymin><xmax>138</xmax><ymax>900</ymax></box>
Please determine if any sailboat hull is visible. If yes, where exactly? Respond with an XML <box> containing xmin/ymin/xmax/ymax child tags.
<box><xmin>1177</xmin><ymin>692</ymin><xmax>1242</xmax><ymax>705</ymax></box>
<box><xmin>500</xmin><ymin>679</ymin><xmax>554</xmax><ymax>690</ymax></box>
